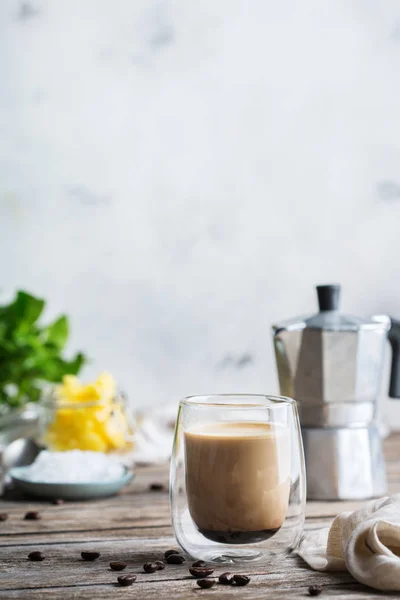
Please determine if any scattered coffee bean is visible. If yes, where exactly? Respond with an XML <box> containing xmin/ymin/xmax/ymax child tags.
<box><xmin>24</xmin><ymin>511</ymin><xmax>40</xmax><ymax>520</ymax></box>
<box><xmin>233</xmin><ymin>574</ymin><xmax>250</xmax><ymax>586</ymax></box>
<box><xmin>117</xmin><ymin>574</ymin><xmax>137</xmax><ymax>586</ymax></box>
<box><xmin>154</xmin><ymin>560</ymin><xmax>165</xmax><ymax>570</ymax></box>
<box><xmin>110</xmin><ymin>561</ymin><xmax>127</xmax><ymax>571</ymax></box>
<box><xmin>52</xmin><ymin>498</ymin><xmax>64</xmax><ymax>505</ymax></box>
<box><xmin>149</xmin><ymin>483</ymin><xmax>164</xmax><ymax>491</ymax></box>
<box><xmin>189</xmin><ymin>566</ymin><xmax>214</xmax><ymax>578</ymax></box>
<box><xmin>218</xmin><ymin>572</ymin><xmax>234</xmax><ymax>585</ymax></box>
<box><xmin>143</xmin><ymin>562</ymin><xmax>158</xmax><ymax>573</ymax></box>
<box><xmin>192</xmin><ymin>560</ymin><xmax>207</xmax><ymax>568</ymax></box>
<box><xmin>81</xmin><ymin>551</ymin><xmax>100</xmax><ymax>561</ymax></box>
<box><xmin>308</xmin><ymin>585</ymin><xmax>323</xmax><ymax>596</ymax></box>
<box><xmin>28</xmin><ymin>551</ymin><xmax>45</xmax><ymax>561</ymax></box>
<box><xmin>166</xmin><ymin>553</ymin><xmax>185</xmax><ymax>564</ymax></box>
<box><xmin>197</xmin><ymin>579</ymin><xmax>215</xmax><ymax>589</ymax></box>
<box><xmin>164</xmin><ymin>549</ymin><xmax>179</xmax><ymax>559</ymax></box>
<box><xmin>0</xmin><ymin>513</ymin><xmax>8</xmax><ymax>522</ymax></box>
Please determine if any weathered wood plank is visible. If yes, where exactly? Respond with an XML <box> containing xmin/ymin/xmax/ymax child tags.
<box><xmin>0</xmin><ymin>489</ymin><xmax>388</xmax><ymax>533</ymax></box>
<box><xmin>0</xmin><ymin>499</ymin><xmax>170</xmax><ymax>536</ymax></box>
<box><xmin>0</xmin><ymin>519</ymin><xmax>333</xmax><ymax>548</ymax></box>
<box><xmin>0</xmin><ymin>576</ymin><xmax>376</xmax><ymax>599</ymax></box>
<box><xmin>0</xmin><ymin>543</ymin><xmax>357</xmax><ymax>594</ymax></box>
<box><xmin>0</xmin><ymin>583</ymin><xmax>375</xmax><ymax>600</ymax></box>
<box><xmin>0</xmin><ymin>527</ymin><xmax>174</xmax><ymax>546</ymax></box>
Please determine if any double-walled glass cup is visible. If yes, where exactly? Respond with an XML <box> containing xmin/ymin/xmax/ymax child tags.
<box><xmin>170</xmin><ymin>395</ymin><xmax>305</xmax><ymax>565</ymax></box>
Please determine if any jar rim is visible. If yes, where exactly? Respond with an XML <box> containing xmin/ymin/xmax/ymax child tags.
<box><xmin>41</xmin><ymin>393</ymin><xmax>123</xmax><ymax>410</ymax></box>
<box><xmin>180</xmin><ymin>394</ymin><xmax>295</xmax><ymax>409</ymax></box>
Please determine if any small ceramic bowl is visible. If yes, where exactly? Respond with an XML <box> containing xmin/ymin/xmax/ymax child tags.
<box><xmin>9</xmin><ymin>466</ymin><xmax>134</xmax><ymax>500</ymax></box>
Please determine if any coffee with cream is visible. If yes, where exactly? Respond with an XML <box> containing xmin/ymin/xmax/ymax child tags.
<box><xmin>184</xmin><ymin>422</ymin><xmax>290</xmax><ymax>544</ymax></box>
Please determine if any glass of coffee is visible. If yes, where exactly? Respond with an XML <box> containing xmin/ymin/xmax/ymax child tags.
<box><xmin>170</xmin><ymin>394</ymin><xmax>305</xmax><ymax>565</ymax></box>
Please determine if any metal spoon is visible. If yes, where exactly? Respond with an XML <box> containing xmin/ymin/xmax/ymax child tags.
<box><xmin>2</xmin><ymin>438</ymin><xmax>43</xmax><ymax>471</ymax></box>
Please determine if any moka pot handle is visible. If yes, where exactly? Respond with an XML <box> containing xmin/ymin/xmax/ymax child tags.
<box><xmin>389</xmin><ymin>318</ymin><xmax>400</xmax><ymax>398</ymax></box>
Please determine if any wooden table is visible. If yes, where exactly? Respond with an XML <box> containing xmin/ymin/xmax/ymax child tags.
<box><xmin>1</xmin><ymin>434</ymin><xmax>400</xmax><ymax>599</ymax></box>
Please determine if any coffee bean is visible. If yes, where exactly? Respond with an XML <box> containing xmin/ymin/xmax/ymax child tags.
<box><xmin>218</xmin><ymin>572</ymin><xmax>234</xmax><ymax>585</ymax></box>
<box><xmin>154</xmin><ymin>560</ymin><xmax>165</xmax><ymax>570</ymax></box>
<box><xmin>143</xmin><ymin>562</ymin><xmax>158</xmax><ymax>573</ymax></box>
<box><xmin>197</xmin><ymin>579</ymin><xmax>215</xmax><ymax>589</ymax></box>
<box><xmin>0</xmin><ymin>513</ymin><xmax>8</xmax><ymax>522</ymax></box>
<box><xmin>308</xmin><ymin>585</ymin><xmax>323</xmax><ymax>596</ymax></box>
<box><xmin>164</xmin><ymin>549</ymin><xmax>179</xmax><ymax>559</ymax></box>
<box><xmin>189</xmin><ymin>566</ymin><xmax>214</xmax><ymax>578</ymax></box>
<box><xmin>192</xmin><ymin>560</ymin><xmax>207</xmax><ymax>567</ymax></box>
<box><xmin>233</xmin><ymin>574</ymin><xmax>250</xmax><ymax>586</ymax></box>
<box><xmin>52</xmin><ymin>498</ymin><xmax>64</xmax><ymax>505</ymax></box>
<box><xmin>24</xmin><ymin>511</ymin><xmax>40</xmax><ymax>520</ymax></box>
<box><xmin>81</xmin><ymin>551</ymin><xmax>100</xmax><ymax>561</ymax></box>
<box><xmin>149</xmin><ymin>483</ymin><xmax>164</xmax><ymax>491</ymax></box>
<box><xmin>166</xmin><ymin>553</ymin><xmax>185</xmax><ymax>564</ymax></box>
<box><xmin>110</xmin><ymin>561</ymin><xmax>127</xmax><ymax>571</ymax></box>
<box><xmin>28</xmin><ymin>551</ymin><xmax>45</xmax><ymax>561</ymax></box>
<box><xmin>117</xmin><ymin>574</ymin><xmax>137</xmax><ymax>586</ymax></box>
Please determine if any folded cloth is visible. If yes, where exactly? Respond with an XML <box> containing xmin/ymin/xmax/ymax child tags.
<box><xmin>298</xmin><ymin>494</ymin><xmax>400</xmax><ymax>591</ymax></box>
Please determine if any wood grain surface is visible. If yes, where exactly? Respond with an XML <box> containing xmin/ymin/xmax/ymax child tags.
<box><xmin>1</xmin><ymin>434</ymin><xmax>399</xmax><ymax>599</ymax></box>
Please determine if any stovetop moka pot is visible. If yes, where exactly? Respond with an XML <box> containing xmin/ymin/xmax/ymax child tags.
<box><xmin>272</xmin><ymin>284</ymin><xmax>400</xmax><ymax>500</ymax></box>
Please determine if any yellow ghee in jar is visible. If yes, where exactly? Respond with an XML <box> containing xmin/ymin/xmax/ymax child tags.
<box><xmin>43</xmin><ymin>373</ymin><xmax>131</xmax><ymax>452</ymax></box>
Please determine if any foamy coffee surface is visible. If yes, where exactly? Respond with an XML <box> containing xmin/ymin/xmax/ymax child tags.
<box><xmin>184</xmin><ymin>422</ymin><xmax>290</xmax><ymax>540</ymax></box>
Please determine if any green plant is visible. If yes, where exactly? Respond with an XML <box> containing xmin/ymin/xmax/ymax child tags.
<box><xmin>0</xmin><ymin>290</ymin><xmax>86</xmax><ymax>411</ymax></box>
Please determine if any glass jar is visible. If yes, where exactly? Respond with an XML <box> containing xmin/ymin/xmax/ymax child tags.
<box><xmin>38</xmin><ymin>391</ymin><xmax>134</xmax><ymax>453</ymax></box>
<box><xmin>170</xmin><ymin>394</ymin><xmax>305</xmax><ymax>565</ymax></box>
<box><xmin>0</xmin><ymin>404</ymin><xmax>40</xmax><ymax>451</ymax></box>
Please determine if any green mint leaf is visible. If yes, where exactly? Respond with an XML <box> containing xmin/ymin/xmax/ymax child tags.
<box><xmin>12</xmin><ymin>291</ymin><xmax>45</xmax><ymax>327</ymax></box>
<box><xmin>0</xmin><ymin>290</ymin><xmax>86</xmax><ymax>408</ymax></box>
<box><xmin>43</xmin><ymin>315</ymin><xmax>68</xmax><ymax>349</ymax></box>
<box><xmin>67</xmin><ymin>352</ymin><xmax>86</xmax><ymax>374</ymax></box>
<box><xmin>36</xmin><ymin>356</ymin><xmax>79</xmax><ymax>382</ymax></box>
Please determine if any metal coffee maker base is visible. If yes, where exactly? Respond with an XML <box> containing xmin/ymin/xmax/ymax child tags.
<box><xmin>302</xmin><ymin>425</ymin><xmax>387</xmax><ymax>500</ymax></box>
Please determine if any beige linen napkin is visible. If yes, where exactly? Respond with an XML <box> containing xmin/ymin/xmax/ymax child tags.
<box><xmin>298</xmin><ymin>494</ymin><xmax>400</xmax><ymax>591</ymax></box>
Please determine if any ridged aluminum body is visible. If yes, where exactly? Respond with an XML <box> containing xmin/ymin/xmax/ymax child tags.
<box><xmin>272</xmin><ymin>302</ymin><xmax>390</xmax><ymax>499</ymax></box>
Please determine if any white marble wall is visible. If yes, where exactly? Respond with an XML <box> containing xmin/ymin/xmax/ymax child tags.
<box><xmin>1</xmin><ymin>0</ymin><xmax>400</xmax><ymax>425</ymax></box>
